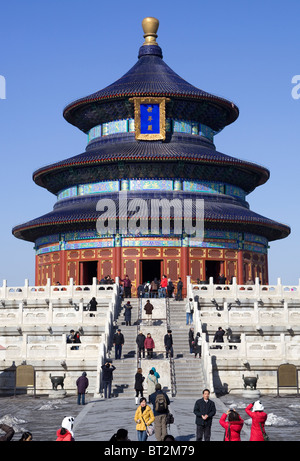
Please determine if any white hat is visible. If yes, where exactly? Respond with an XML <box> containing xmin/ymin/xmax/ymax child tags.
<box><xmin>252</xmin><ymin>400</ymin><xmax>264</xmax><ymax>411</ymax></box>
<box><xmin>62</xmin><ymin>416</ymin><xmax>75</xmax><ymax>434</ymax></box>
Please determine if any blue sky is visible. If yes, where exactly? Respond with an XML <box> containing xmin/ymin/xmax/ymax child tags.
<box><xmin>0</xmin><ymin>0</ymin><xmax>299</xmax><ymax>286</ymax></box>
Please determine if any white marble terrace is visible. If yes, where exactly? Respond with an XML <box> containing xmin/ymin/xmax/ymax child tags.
<box><xmin>188</xmin><ymin>277</ymin><xmax>300</xmax><ymax>394</ymax></box>
<box><xmin>0</xmin><ymin>278</ymin><xmax>119</xmax><ymax>395</ymax></box>
<box><xmin>0</xmin><ymin>276</ymin><xmax>300</xmax><ymax>395</ymax></box>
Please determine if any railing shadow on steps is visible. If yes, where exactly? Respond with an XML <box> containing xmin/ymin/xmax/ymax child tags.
<box><xmin>105</xmin><ymin>296</ymin><xmax>178</xmax><ymax>398</ymax></box>
<box><xmin>110</xmin><ymin>298</ymin><xmax>141</xmax><ymax>398</ymax></box>
<box><xmin>166</xmin><ymin>296</ymin><xmax>177</xmax><ymax>397</ymax></box>
<box><xmin>98</xmin><ymin>290</ymin><xmax>123</xmax><ymax>397</ymax></box>
<box><xmin>136</xmin><ymin>297</ymin><xmax>143</xmax><ymax>370</ymax></box>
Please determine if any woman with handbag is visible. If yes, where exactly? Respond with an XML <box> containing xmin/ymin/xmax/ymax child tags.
<box><xmin>134</xmin><ymin>397</ymin><xmax>155</xmax><ymax>441</ymax></box>
<box><xmin>245</xmin><ymin>401</ymin><xmax>268</xmax><ymax>441</ymax></box>
<box><xmin>219</xmin><ymin>409</ymin><xmax>244</xmax><ymax>441</ymax></box>
<box><xmin>134</xmin><ymin>367</ymin><xmax>145</xmax><ymax>404</ymax></box>
<box><xmin>194</xmin><ymin>332</ymin><xmax>202</xmax><ymax>358</ymax></box>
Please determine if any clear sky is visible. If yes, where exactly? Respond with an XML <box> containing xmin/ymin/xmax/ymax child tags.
<box><xmin>0</xmin><ymin>0</ymin><xmax>299</xmax><ymax>286</ymax></box>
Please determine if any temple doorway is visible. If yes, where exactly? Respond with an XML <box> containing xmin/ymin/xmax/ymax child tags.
<box><xmin>140</xmin><ymin>260</ymin><xmax>162</xmax><ymax>284</ymax></box>
<box><xmin>79</xmin><ymin>261</ymin><xmax>98</xmax><ymax>285</ymax></box>
<box><xmin>205</xmin><ymin>260</ymin><xmax>221</xmax><ymax>283</ymax></box>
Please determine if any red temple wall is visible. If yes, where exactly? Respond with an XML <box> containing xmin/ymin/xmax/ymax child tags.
<box><xmin>35</xmin><ymin>246</ymin><xmax>268</xmax><ymax>294</ymax></box>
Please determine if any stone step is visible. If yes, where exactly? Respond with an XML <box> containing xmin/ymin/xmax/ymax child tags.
<box><xmin>175</xmin><ymin>371</ymin><xmax>204</xmax><ymax>381</ymax></box>
<box><xmin>105</xmin><ymin>297</ymin><xmax>201</xmax><ymax>399</ymax></box>
<box><xmin>108</xmin><ymin>358</ymin><xmax>137</xmax><ymax>398</ymax></box>
<box><xmin>172</xmin><ymin>354</ymin><xmax>206</xmax><ymax>397</ymax></box>
<box><xmin>107</xmin><ymin>303</ymin><xmax>142</xmax><ymax>398</ymax></box>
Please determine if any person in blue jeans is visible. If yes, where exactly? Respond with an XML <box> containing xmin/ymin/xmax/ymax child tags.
<box><xmin>76</xmin><ymin>372</ymin><xmax>89</xmax><ymax>405</ymax></box>
<box><xmin>113</xmin><ymin>329</ymin><xmax>124</xmax><ymax>359</ymax></box>
<box><xmin>185</xmin><ymin>298</ymin><xmax>194</xmax><ymax>325</ymax></box>
<box><xmin>101</xmin><ymin>362</ymin><xmax>116</xmax><ymax>398</ymax></box>
<box><xmin>134</xmin><ymin>397</ymin><xmax>155</xmax><ymax>441</ymax></box>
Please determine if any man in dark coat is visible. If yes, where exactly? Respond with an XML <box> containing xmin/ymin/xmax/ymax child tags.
<box><xmin>193</xmin><ymin>389</ymin><xmax>216</xmax><ymax>441</ymax></box>
<box><xmin>213</xmin><ymin>327</ymin><xmax>225</xmax><ymax>349</ymax></box>
<box><xmin>76</xmin><ymin>372</ymin><xmax>89</xmax><ymax>405</ymax></box>
<box><xmin>113</xmin><ymin>329</ymin><xmax>125</xmax><ymax>359</ymax></box>
<box><xmin>89</xmin><ymin>297</ymin><xmax>97</xmax><ymax>311</ymax></box>
<box><xmin>164</xmin><ymin>330</ymin><xmax>173</xmax><ymax>358</ymax></box>
<box><xmin>176</xmin><ymin>277</ymin><xmax>183</xmax><ymax>301</ymax></box>
<box><xmin>136</xmin><ymin>331</ymin><xmax>146</xmax><ymax>358</ymax></box>
<box><xmin>144</xmin><ymin>300</ymin><xmax>154</xmax><ymax>325</ymax></box>
<box><xmin>124</xmin><ymin>301</ymin><xmax>132</xmax><ymax>326</ymax></box>
<box><xmin>101</xmin><ymin>362</ymin><xmax>116</xmax><ymax>398</ymax></box>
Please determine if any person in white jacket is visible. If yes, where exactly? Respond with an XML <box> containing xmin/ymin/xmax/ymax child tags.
<box><xmin>185</xmin><ymin>298</ymin><xmax>194</xmax><ymax>325</ymax></box>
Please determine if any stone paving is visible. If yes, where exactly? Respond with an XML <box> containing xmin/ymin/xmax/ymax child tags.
<box><xmin>72</xmin><ymin>395</ymin><xmax>251</xmax><ymax>442</ymax></box>
<box><xmin>1</xmin><ymin>391</ymin><xmax>300</xmax><ymax>442</ymax></box>
<box><xmin>0</xmin><ymin>393</ymin><xmax>251</xmax><ymax>442</ymax></box>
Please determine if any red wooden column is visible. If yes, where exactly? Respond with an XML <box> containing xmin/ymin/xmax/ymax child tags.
<box><xmin>113</xmin><ymin>245</ymin><xmax>122</xmax><ymax>280</ymax></box>
<box><xmin>60</xmin><ymin>249</ymin><xmax>66</xmax><ymax>285</ymax></box>
<box><xmin>220</xmin><ymin>260</ymin><xmax>225</xmax><ymax>276</ymax></box>
<box><xmin>237</xmin><ymin>250</ymin><xmax>244</xmax><ymax>284</ymax></box>
<box><xmin>35</xmin><ymin>254</ymin><xmax>39</xmax><ymax>285</ymax></box>
<box><xmin>181</xmin><ymin>245</ymin><xmax>189</xmax><ymax>297</ymax></box>
<box><xmin>264</xmin><ymin>253</ymin><xmax>269</xmax><ymax>285</ymax></box>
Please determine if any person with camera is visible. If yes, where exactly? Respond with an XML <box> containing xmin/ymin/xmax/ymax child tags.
<box><xmin>101</xmin><ymin>362</ymin><xmax>116</xmax><ymax>399</ymax></box>
<box><xmin>245</xmin><ymin>401</ymin><xmax>268</xmax><ymax>441</ymax></box>
<box><xmin>219</xmin><ymin>408</ymin><xmax>244</xmax><ymax>441</ymax></box>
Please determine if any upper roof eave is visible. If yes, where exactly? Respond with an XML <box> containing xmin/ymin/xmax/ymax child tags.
<box><xmin>62</xmin><ymin>50</ymin><xmax>239</xmax><ymax>133</ymax></box>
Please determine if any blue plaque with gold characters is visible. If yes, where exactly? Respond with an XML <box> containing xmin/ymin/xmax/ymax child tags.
<box><xmin>140</xmin><ymin>104</ymin><xmax>160</xmax><ymax>134</ymax></box>
<box><xmin>130</xmin><ymin>97</ymin><xmax>169</xmax><ymax>140</ymax></box>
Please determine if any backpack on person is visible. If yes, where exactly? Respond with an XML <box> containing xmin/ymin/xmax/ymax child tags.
<box><xmin>155</xmin><ymin>392</ymin><xmax>167</xmax><ymax>412</ymax></box>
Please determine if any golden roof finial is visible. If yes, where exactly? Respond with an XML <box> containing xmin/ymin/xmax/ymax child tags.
<box><xmin>142</xmin><ymin>17</ymin><xmax>159</xmax><ymax>46</ymax></box>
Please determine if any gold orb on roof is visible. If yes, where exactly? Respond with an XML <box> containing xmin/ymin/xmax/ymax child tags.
<box><xmin>142</xmin><ymin>17</ymin><xmax>159</xmax><ymax>46</ymax></box>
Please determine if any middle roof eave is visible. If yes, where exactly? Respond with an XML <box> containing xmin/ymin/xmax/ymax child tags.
<box><xmin>32</xmin><ymin>140</ymin><xmax>270</xmax><ymax>194</ymax></box>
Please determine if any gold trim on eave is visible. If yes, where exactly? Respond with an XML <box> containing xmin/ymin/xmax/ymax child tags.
<box><xmin>130</xmin><ymin>97</ymin><xmax>170</xmax><ymax>141</ymax></box>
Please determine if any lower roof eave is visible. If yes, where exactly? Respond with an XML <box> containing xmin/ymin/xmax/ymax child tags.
<box><xmin>12</xmin><ymin>217</ymin><xmax>291</xmax><ymax>245</ymax></box>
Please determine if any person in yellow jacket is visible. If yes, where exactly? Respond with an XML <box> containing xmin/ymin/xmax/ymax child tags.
<box><xmin>134</xmin><ymin>397</ymin><xmax>155</xmax><ymax>441</ymax></box>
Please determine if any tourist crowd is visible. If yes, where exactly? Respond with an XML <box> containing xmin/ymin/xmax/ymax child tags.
<box><xmin>118</xmin><ymin>274</ymin><xmax>184</xmax><ymax>300</ymax></box>
<box><xmin>0</xmin><ymin>390</ymin><xmax>269</xmax><ymax>442</ymax></box>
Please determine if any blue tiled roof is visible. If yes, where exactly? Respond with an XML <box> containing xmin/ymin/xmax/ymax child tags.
<box><xmin>63</xmin><ymin>44</ymin><xmax>239</xmax><ymax>133</ymax></box>
<box><xmin>12</xmin><ymin>192</ymin><xmax>290</xmax><ymax>243</ymax></box>
<box><xmin>33</xmin><ymin>136</ymin><xmax>269</xmax><ymax>194</ymax></box>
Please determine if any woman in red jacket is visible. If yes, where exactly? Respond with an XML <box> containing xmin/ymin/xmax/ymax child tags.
<box><xmin>245</xmin><ymin>401</ymin><xmax>268</xmax><ymax>441</ymax></box>
<box><xmin>56</xmin><ymin>427</ymin><xmax>73</xmax><ymax>441</ymax></box>
<box><xmin>219</xmin><ymin>409</ymin><xmax>244</xmax><ymax>441</ymax></box>
<box><xmin>144</xmin><ymin>333</ymin><xmax>155</xmax><ymax>359</ymax></box>
<box><xmin>56</xmin><ymin>416</ymin><xmax>75</xmax><ymax>441</ymax></box>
